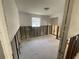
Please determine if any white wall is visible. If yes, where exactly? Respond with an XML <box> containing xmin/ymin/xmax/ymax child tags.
<box><xmin>49</xmin><ymin>17</ymin><xmax>58</xmax><ymax>25</ymax></box>
<box><xmin>2</xmin><ymin>0</ymin><xmax>20</xmax><ymax>40</ymax></box>
<box><xmin>19</xmin><ymin>12</ymin><xmax>51</xmax><ymax>26</ymax></box>
<box><xmin>0</xmin><ymin>0</ymin><xmax>13</xmax><ymax>59</ymax></box>
<box><xmin>68</xmin><ymin>0</ymin><xmax>79</xmax><ymax>38</ymax></box>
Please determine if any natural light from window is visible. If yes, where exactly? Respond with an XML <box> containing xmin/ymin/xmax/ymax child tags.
<box><xmin>32</xmin><ymin>17</ymin><xmax>41</xmax><ymax>27</ymax></box>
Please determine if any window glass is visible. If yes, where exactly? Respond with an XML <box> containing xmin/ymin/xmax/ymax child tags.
<box><xmin>32</xmin><ymin>17</ymin><xmax>41</xmax><ymax>27</ymax></box>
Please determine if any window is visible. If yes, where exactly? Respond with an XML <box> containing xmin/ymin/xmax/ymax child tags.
<box><xmin>32</xmin><ymin>17</ymin><xmax>41</xmax><ymax>27</ymax></box>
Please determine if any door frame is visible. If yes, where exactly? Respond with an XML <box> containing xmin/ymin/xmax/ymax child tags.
<box><xmin>57</xmin><ymin>0</ymin><xmax>74</xmax><ymax>59</ymax></box>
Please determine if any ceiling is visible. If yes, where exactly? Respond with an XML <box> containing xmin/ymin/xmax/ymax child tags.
<box><xmin>15</xmin><ymin>0</ymin><xmax>66</xmax><ymax>17</ymax></box>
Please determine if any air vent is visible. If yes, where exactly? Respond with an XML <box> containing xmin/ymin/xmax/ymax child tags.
<box><xmin>44</xmin><ymin>7</ymin><xmax>50</xmax><ymax>10</ymax></box>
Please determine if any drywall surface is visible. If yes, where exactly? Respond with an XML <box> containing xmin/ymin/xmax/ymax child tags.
<box><xmin>19</xmin><ymin>12</ymin><xmax>51</xmax><ymax>26</ymax></box>
<box><xmin>68</xmin><ymin>0</ymin><xmax>79</xmax><ymax>38</ymax></box>
<box><xmin>49</xmin><ymin>17</ymin><xmax>58</xmax><ymax>25</ymax></box>
<box><xmin>2</xmin><ymin>0</ymin><xmax>20</xmax><ymax>40</ymax></box>
<box><xmin>0</xmin><ymin>0</ymin><xmax>13</xmax><ymax>59</ymax></box>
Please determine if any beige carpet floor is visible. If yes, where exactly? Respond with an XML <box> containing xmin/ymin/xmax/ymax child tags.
<box><xmin>20</xmin><ymin>35</ymin><xmax>59</xmax><ymax>59</ymax></box>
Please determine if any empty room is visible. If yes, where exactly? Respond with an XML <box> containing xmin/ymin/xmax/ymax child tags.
<box><xmin>1</xmin><ymin>0</ymin><xmax>73</xmax><ymax>59</ymax></box>
<box><xmin>1</xmin><ymin>0</ymin><xmax>79</xmax><ymax>59</ymax></box>
<box><xmin>14</xmin><ymin>0</ymin><xmax>66</xmax><ymax>59</ymax></box>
